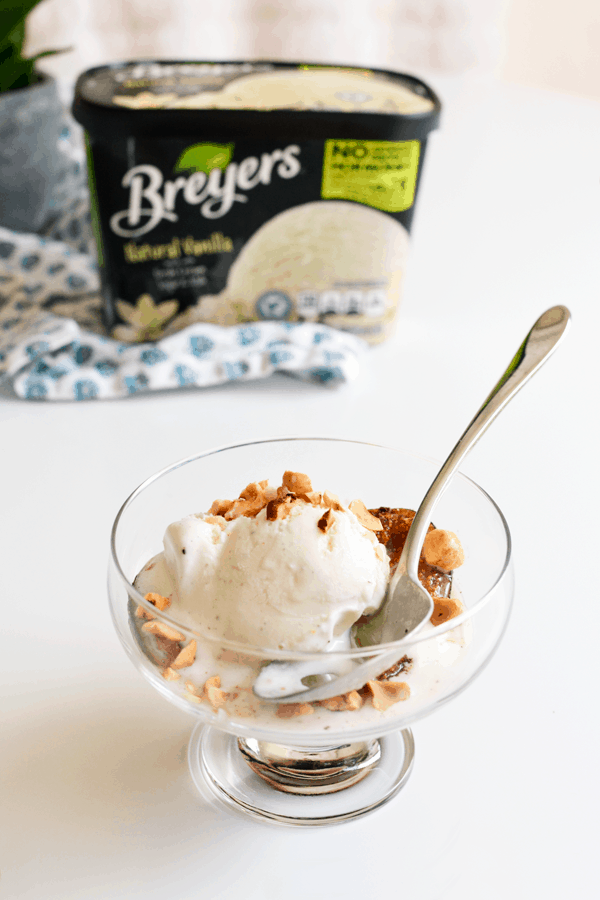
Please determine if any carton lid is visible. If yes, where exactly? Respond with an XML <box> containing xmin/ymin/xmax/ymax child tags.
<box><xmin>73</xmin><ymin>60</ymin><xmax>441</xmax><ymax>141</ymax></box>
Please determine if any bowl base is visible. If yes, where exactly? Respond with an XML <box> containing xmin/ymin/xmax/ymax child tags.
<box><xmin>188</xmin><ymin>723</ymin><xmax>414</xmax><ymax>827</ymax></box>
<box><xmin>237</xmin><ymin>735</ymin><xmax>382</xmax><ymax>794</ymax></box>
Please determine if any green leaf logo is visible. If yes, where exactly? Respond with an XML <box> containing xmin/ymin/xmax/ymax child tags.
<box><xmin>174</xmin><ymin>143</ymin><xmax>234</xmax><ymax>173</ymax></box>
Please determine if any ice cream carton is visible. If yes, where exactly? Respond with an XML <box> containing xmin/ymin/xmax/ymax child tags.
<box><xmin>73</xmin><ymin>61</ymin><xmax>441</xmax><ymax>344</ymax></box>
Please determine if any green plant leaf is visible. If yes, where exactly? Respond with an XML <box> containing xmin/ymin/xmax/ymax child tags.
<box><xmin>174</xmin><ymin>143</ymin><xmax>234</xmax><ymax>173</ymax></box>
<box><xmin>0</xmin><ymin>21</ymin><xmax>23</xmax><ymax>53</ymax></box>
<box><xmin>0</xmin><ymin>1</ymin><xmax>69</xmax><ymax>92</ymax></box>
<box><xmin>0</xmin><ymin>0</ymin><xmax>48</xmax><ymax>46</ymax></box>
<box><xmin>29</xmin><ymin>47</ymin><xmax>70</xmax><ymax>63</ymax></box>
<box><xmin>0</xmin><ymin>51</ymin><xmax>36</xmax><ymax>93</ymax></box>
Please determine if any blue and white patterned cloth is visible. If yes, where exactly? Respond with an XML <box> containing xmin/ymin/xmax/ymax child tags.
<box><xmin>0</xmin><ymin>226</ymin><xmax>365</xmax><ymax>401</ymax></box>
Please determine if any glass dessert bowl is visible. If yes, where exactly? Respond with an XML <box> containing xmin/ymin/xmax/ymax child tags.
<box><xmin>108</xmin><ymin>438</ymin><xmax>513</xmax><ymax>826</ymax></box>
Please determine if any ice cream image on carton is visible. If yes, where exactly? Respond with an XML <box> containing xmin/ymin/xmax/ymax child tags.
<box><xmin>163</xmin><ymin>201</ymin><xmax>410</xmax><ymax>335</ymax></box>
<box><xmin>73</xmin><ymin>61</ymin><xmax>441</xmax><ymax>344</ymax></box>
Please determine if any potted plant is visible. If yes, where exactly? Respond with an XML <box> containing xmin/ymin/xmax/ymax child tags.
<box><xmin>0</xmin><ymin>0</ymin><xmax>70</xmax><ymax>233</ymax></box>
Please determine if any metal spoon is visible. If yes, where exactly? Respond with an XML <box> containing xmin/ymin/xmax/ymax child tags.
<box><xmin>254</xmin><ymin>305</ymin><xmax>571</xmax><ymax>703</ymax></box>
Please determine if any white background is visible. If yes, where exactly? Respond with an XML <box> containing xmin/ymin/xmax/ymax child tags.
<box><xmin>1</xmin><ymin>72</ymin><xmax>599</xmax><ymax>898</ymax></box>
<box><xmin>27</xmin><ymin>0</ymin><xmax>600</xmax><ymax>102</ymax></box>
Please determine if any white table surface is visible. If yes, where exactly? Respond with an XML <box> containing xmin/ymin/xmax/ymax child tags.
<box><xmin>1</xmin><ymin>72</ymin><xmax>598</xmax><ymax>900</ymax></box>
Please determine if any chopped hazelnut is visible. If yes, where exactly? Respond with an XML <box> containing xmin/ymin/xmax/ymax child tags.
<box><xmin>282</xmin><ymin>471</ymin><xmax>312</xmax><ymax>493</ymax></box>
<box><xmin>204</xmin><ymin>515</ymin><xmax>227</xmax><ymax>529</ymax></box>
<box><xmin>185</xmin><ymin>691</ymin><xmax>203</xmax><ymax>704</ymax></box>
<box><xmin>225</xmin><ymin>497</ymin><xmax>264</xmax><ymax>519</ymax></box>
<box><xmin>162</xmin><ymin>667</ymin><xmax>180</xmax><ymax>681</ymax></box>
<box><xmin>171</xmin><ymin>639</ymin><xmax>197</xmax><ymax>669</ymax></box>
<box><xmin>239</xmin><ymin>481</ymin><xmax>262</xmax><ymax>501</ymax></box>
<box><xmin>135</xmin><ymin>604</ymin><xmax>155</xmax><ymax>620</ymax></box>
<box><xmin>319</xmin><ymin>691</ymin><xmax>364</xmax><ymax>712</ymax></box>
<box><xmin>276</xmin><ymin>702</ymin><xmax>314</xmax><ymax>718</ymax></box>
<box><xmin>141</xmin><ymin>620</ymin><xmax>185</xmax><ymax>642</ymax></box>
<box><xmin>203</xmin><ymin>675</ymin><xmax>227</xmax><ymax>710</ymax></box>
<box><xmin>348</xmin><ymin>499</ymin><xmax>383</xmax><ymax>532</ymax></box>
<box><xmin>266</xmin><ymin>496</ymin><xmax>293</xmax><ymax>520</ymax></box>
<box><xmin>317</xmin><ymin>508</ymin><xmax>335</xmax><ymax>533</ymax></box>
<box><xmin>344</xmin><ymin>690</ymin><xmax>364</xmax><ymax>711</ymax></box>
<box><xmin>365</xmin><ymin>680</ymin><xmax>410</xmax><ymax>710</ymax></box>
<box><xmin>298</xmin><ymin>491</ymin><xmax>322</xmax><ymax>505</ymax></box>
<box><xmin>208</xmin><ymin>499</ymin><xmax>234</xmax><ymax>516</ymax></box>
<box><xmin>153</xmin><ymin>634</ymin><xmax>184</xmax><ymax>668</ymax></box>
<box><xmin>431</xmin><ymin>597</ymin><xmax>463</xmax><ymax>625</ymax></box>
<box><xmin>145</xmin><ymin>592</ymin><xmax>171</xmax><ymax>611</ymax></box>
<box><xmin>323</xmin><ymin>490</ymin><xmax>343</xmax><ymax>511</ymax></box>
<box><xmin>422</xmin><ymin>529</ymin><xmax>465</xmax><ymax>570</ymax></box>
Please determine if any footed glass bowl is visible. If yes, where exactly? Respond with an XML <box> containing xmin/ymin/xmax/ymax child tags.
<box><xmin>108</xmin><ymin>438</ymin><xmax>513</xmax><ymax>826</ymax></box>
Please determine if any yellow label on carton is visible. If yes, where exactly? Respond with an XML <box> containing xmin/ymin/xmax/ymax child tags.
<box><xmin>321</xmin><ymin>139</ymin><xmax>420</xmax><ymax>213</ymax></box>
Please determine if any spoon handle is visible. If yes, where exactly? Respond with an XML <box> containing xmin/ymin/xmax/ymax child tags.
<box><xmin>401</xmin><ymin>305</ymin><xmax>571</xmax><ymax>581</ymax></box>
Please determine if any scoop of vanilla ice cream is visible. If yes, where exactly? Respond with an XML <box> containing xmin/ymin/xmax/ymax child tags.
<box><xmin>162</xmin><ymin>502</ymin><xmax>389</xmax><ymax>652</ymax></box>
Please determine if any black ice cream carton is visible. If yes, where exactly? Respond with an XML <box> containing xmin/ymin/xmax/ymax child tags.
<box><xmin>73</xmin><ymin>61</ymin><xmax>440</xmax><ymax>344</ymax></box>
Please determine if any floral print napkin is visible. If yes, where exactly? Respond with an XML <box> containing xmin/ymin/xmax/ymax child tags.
<box><xmin>0</xmin><ymin>226</ymin><xmax>365</xmax><ymax>400</ymax></box>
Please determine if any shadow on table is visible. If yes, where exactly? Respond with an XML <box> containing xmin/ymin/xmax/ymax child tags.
<box><xmin>3</xmin><ymin>692</ymin><xmax>278</xmax><ymax>895</ymax></box>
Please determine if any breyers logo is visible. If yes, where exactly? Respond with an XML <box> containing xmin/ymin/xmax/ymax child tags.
<box><xmin>109</xmin><ymin>143</ymin><xmax>302</xmax><ymax>238</ymax></box>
